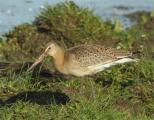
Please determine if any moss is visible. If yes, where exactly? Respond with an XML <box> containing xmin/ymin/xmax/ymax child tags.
<box><xmin>34</xmin><ymin>1</ymin><xmax>125</xmax><ymax>48</ymax></box>
<box><xmin>127</xmin><ymin>11</ymin><xmax>154</xmax><ymax>58</ymax></box>
<box><xmin>1</xmin><ymin>24</ymin><xmax>52</xmax><ymax>62</ymax></box>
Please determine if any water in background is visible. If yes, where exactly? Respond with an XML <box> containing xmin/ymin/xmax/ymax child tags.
<box><xmin>0</xmin><ymin>0</ymin><xmax>154</xmax><ymax>34</ymax></box>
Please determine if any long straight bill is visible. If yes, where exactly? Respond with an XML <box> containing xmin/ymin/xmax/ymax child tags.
<box><xmin>27</xmin><ymin>52</ymin><xmax>47</xmax><ymax>72</ymax></box>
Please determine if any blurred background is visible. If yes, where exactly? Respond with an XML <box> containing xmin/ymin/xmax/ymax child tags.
<box><xmin>0</xmin><ymin>0</ymin><xmax>154</xmax><ymax>34</ymax></box>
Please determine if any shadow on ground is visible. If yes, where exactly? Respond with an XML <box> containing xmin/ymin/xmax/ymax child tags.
<box><xmin>0</xmin><ymin>91</ymin><xmax>70</xmax><ymax>106</ymax></box>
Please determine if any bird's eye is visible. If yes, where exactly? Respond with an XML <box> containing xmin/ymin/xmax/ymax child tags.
<box><xmin>48</xmin><ymin>47</ymin><xmax>51</xmax><ymax>50</ymax></box>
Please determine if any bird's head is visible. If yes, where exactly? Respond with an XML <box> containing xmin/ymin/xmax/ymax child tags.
<box><xmin>45</xmin><ymin>42</ymin><xmax>60</xmax><ymax>56</ymax></box>
<box><xmin>27</xmin><ymin>42</ymin><xmax>59</xmax><ymax>72</ymax></box>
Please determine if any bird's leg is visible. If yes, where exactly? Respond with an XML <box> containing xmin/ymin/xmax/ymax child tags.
<box><xmin>87</xmin><ymin>75</ymin><xmax>96</xmax><ymax>98</ymax></box>
<box><xmin>79</xmin><ymin>76</ymin><xmax>85</xmax><ymax>96</ymax></box>
<box><xmin>79</xmin><ymin>75</ymin><xmax>93</xmax><ymax>96</ymax></box>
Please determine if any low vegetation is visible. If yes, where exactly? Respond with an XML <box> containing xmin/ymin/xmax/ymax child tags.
<box><xmin>0</xmin><ymin>1</ymin><xmax>153</xmax><ymax>120</ymax></box>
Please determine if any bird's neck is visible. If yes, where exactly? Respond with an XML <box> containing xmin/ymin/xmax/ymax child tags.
<box><xmin>52</xmin><ymin>48</ymin><xmax>65</xmax><ymax>72</ymax></box>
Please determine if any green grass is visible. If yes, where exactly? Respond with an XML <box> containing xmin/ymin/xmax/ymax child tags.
<box><xmin>0</xmin><ymin>59</ymin><xmax>153</xmax><ymax>119</ymax></box>
<box><xmin>0</xmin><ymin>1</ymin><xmax>154</xmax><ymax>120</ymax></box>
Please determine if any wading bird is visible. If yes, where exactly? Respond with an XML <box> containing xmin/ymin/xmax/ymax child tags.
<box><xmin>27</xmin><ymin>42</ymin><xmax>137</xmax><ymax>77</ymax></box>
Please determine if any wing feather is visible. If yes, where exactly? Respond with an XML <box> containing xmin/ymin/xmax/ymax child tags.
<box><xmin>68</xmin><ymin>45</ymin><xmax>132</xmax><ymax>67</ymax></box>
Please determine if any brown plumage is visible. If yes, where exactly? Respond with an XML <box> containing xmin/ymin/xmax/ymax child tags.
<box><xmin>68</xmin><ymin>45</ymin><xmax>132</xmax><ymax>67</ymax></box>
<box><xmin>27</xmin><ymin>42</ymin><xmax>137</xmax><ymax>77</ymax></box>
